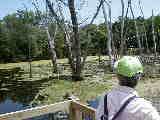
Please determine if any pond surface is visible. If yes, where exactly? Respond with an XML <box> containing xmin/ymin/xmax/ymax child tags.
<box><xmin>0</xmin><ymin>99</ymin><xmax>29</xmax><ymax>114</ymax></box>
<box><xmin>0</xmin><ymin>73</ymin><xmax>51</xmax><ymax>114</ymax></box>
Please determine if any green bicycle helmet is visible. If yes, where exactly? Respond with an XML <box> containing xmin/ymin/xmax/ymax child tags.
<box><xmin>115</xmin><ymin>56</ymin><xmax>143</xmax><ymax>77</ymax></box>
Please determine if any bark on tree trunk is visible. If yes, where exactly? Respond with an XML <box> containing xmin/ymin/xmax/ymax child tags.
<box><xmin>46</xmin><ymin>0</ymin><xmax>81</xmax><ymax>80</ymax></box>
<box><xmin>64</xmin><ymin>33</ymin><xmax>76</xmax><ymax>74</ymax></box>
<box><xmin>58</xmin><ymin>3</ymin><xmax>75</xmax><ymax>73</ymax></box>
<box><xmin>33</xmin><ymin>0</ymin><xmax>58</xmax><ymax>74</ymax></box>
<box><xmin>28</xmin><ymin>36</ymin><xmax>32</xmax><ymax>78</ymax></box>
<box><xmin>102</xmin><ymin>1</ymin><xmax>114</xmax><ymax>70</ymax></box>
<box><xmin>120</xmin><ymin>0</ymin><xmax>125</xmax><ymax>57</ymax></box>
<box><xmin>134</xmin><ymin>20</ymin><xmax>142</xmax><ymax>54</ymax></box>
<box><xmin>138</xmin><ymin>0</ymin><xmax>150</xmax><ymax>54</ymax></box>
<box><xmin>68</xmin><ymin>0</ymin><xmax>82</xmax><ymax>80</ymax></box>
<box><xmin>45</xmin><ymin>26</ymin><xmax>58</xmax><ymax>73</ymax></box>
<box><xmin>129</xmin><ymin>0</ymin><xmax>142</xmax><ymax>55</ymax></box>
<box><xmin>152</xmin><ymin>10</ymin><xmax>157</xmax><ymax>57</ymax></box>
<box><xmin>143</xmin><ymin>23</ymin><xmax>150</xmax><ymax>54</ymax></box>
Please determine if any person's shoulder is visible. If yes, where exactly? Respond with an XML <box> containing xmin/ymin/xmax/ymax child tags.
<box><xmin>127</xmin><ymin>98</ymin><xmax>160</xmax><ymax>119</ymax></box>
<box><xmin>130</xmin><ymin>97</ymin><xmax>155</xmax><ymax>110</ymax></box>
<box><xmin>126</xmin><ymin>97</ymin><xmax>156</xmax><ymax>112</ymax></box>
<box><xmin>137</xmin><ymin>98</ymin><xmax>160</xmax><ymax>119</ymax></box>
<box><xmin>135</xmin><ymin>97</ymin><xmax>154</xmax><ymax>108</ymax></box>
<box><xmin>131</xmin><ymin>97</ymin><xmax>159</xmax><ymax>114</ymax></box>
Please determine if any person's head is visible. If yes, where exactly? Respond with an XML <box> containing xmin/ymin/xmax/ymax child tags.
<box><xmin>114</xmin><ymin>56</ymin><xmax>143</xmax><ymax>88</ymax></box>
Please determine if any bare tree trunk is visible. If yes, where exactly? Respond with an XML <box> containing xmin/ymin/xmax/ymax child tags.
<box><xmin>102</xmin><ymin>1</ymin><xmax>113</xmax><ymax>70</ymax></box>
<box><xmin>68</xmin><ymin>0</ymin><xmax>82</xmax><ymax>80</ymax></box>
<box><xmin>120</xmin><ymin>0</ymin><xmax>125</xmax><ymax>57</ymax></box>
<box><xmin>108</xmin><ymin>1</ymin><xmax>113</xmax><ymax>58</ymax></box>
<box><xmin>28</xmin><ymin>34</ymin><xmax>32</xmax><ymax>78</ymax></box>
<box><xmin>57</xmin><ymin>3</ymin><xmax>76</xmax><ymax>73</ymax></box>
<box><xmin>27</xmin><ymin>14</ymin><xmax>32</xmax><ymax>78</ymax></box>
<box><xmin>89</xmin><ymin>0</ymin><xmax>104</xmax><ymax>24</ymax></box>
<box><xmin>45</xmin><ymin>0</ymin><xmax>104</xmax><ymax>80</ymax></box>
<box><xmin>134</xmin><ymin>20</ymin><xmax>142</xmax><ymax>54</ymax></box>
<box><xmin>129</xmin><ymin>0</ymin><xmax>142</xmax><ymax>55</ymax></box>
<box><xmin>143</xmin><ymin>24</ymin><xmax>149</xmax><ymax>54</ymax></box>
<box><xmin>120</xmin><ymin>0</ymin><xmax>130</xmax><ymax>56</ymax></box>
<box><xmin>33</xmin><ymin>0</ymin><xmax>58</xmax><ymax>73</ymax></box>
<box><xmin>64</xmin><ymin>32</ymin><xmax>76</xmax><ymax>74</ymax></box>
<box><xmin>121</xmin><ymin>0</ymin><xmax>142</xmax><ymax>55</ymax></box>
<box><xmin>45</xmin><ymin>26</ymin><xmax>58</xmax><ymax>72</ymax></box>
<box><xmin>45</xmin><ymin>0</ymin><xmax>78</xmax><ymax>79</ymax></box>
<box><xmin>46</xmin><ymin>0</ymin><xmax>82</xmax><ymax>80</ymax></box>
<box><xmin>152</xmin><ymin>10</ymin><xmax>157</xmax><ymax>57</ymax></box>
<box><xmin>138</xmin><ymin>0</ymin><xmax>149</xmax><ymax>54</ymax></box>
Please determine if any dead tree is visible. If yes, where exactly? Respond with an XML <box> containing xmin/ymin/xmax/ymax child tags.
<box><xmin>120</xmin><ymin>0</ymin><xmax>131</xmax><ymax>56</ymax></box>
<box><xmin>68</xmin><ymin>0</ymin><xmax>82</xmax><ymax>80</ymax></box>
<box><xmin>138</xmin><ymin>0</ymin><xmax>149</xmax><ymax>54</ymax></box>
<box><xmin>46</xmin><ymin>0</ymin><xmax>103</xmax><ymax>80</ymax></box>
<box><xmin>152</xmin><ymin>10</ymin><xmax>157</xmax><ymax>57</ymax></box>
<box><xmin>120</xmin><ymin>0</ymin><xmax>125</xmax><ymax>57</ymax></box>
<box><xmin>102</xmin><ymin>0</ymin><xmax>114</xmax><ymax>70</ymax></box>
<box><xmin>129</xmin><ymin>0</ymin><xmax>142</xmax><ymax>55</ymax></box>
<box><xmin>46</xmin><ymin>0</ymin><xmax>81</xmax><ymax>80</ymax></box>
<box><xmin>45</xmin><ymin>25</ymin><xmax>58</xmax><ymax>72</ymax></box>
<box><xmin>33</xmin><ymin>0</ymin><xmax>58</xmax><ymax>72</ymax></box>
<box><xmin>120</xmin><ymin>0</ymin><xmax>142</xmax><ymax>56</ymax></box>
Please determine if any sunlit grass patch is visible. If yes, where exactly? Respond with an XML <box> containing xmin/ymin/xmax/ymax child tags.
<box><xmin>0</xmin><ymin>56</ymin><xmax>160</xmax><ymax>106</ymax></box>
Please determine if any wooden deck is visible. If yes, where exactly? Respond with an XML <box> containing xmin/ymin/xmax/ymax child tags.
<box><xmin>1</xmin><ymin>97</ymin><xmax>160</xmax><ymax>120</ymax></box>
<box><xmin>0</xmin><ymin>100</ymin><xmax>96</xmax><ymax>120</ymax></box>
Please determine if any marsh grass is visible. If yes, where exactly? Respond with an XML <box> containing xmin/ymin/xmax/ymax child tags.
<box><xmin>0</xmin><ymin>56</ymin><xmax>160</xmax><ymax>106</ymax></box>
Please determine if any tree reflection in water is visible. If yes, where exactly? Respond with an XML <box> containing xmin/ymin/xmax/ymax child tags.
<box><xmin>0</xmin><ymin>73</ymin><xmax>51</xmax><ymax>114</ymax></box>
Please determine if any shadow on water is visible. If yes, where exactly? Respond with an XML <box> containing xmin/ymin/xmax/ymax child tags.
<box><xmin>0</xmin><ymin>73</ymin><xmax>52</xmax><ymax>114</ymax></box>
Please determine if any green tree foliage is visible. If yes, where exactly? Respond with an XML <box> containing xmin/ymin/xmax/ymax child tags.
<box><xmin>0</xmin><ymin>11</ymin><xmax>49</xmax><ymax>62</ymax></box>
<box><xmin>0</xmin><ymin>10</ymin><xmax>160</xmax><ymax>63</ymax></box>
<box><xmin>112</xmin><ymin>16</ymin><xmax>160</xmax><ymax>54</ymax></box>
<box><xmin>0</xmin><ymin>21</ymin><xmax>10</xmax><ymax>62</ymax></box>
<box><xmin>80</xmin><ymin>24</ymin><xmax>107</xmax><ymax>55</ymax></box>
<box><xmin>146</xmin><ymin>16</ymin><xmax>160</xmax><ymax>53</ymax></box>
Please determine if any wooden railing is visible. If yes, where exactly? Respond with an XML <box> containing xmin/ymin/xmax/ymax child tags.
<box><xmin>70</xmin><ymin>101</ymin><xmax>96</xmax><ymax>120</ymax></box>
<box><xmin>0</xmin><ymin>100</ymin><xmax>96</xmax><ymax>120</ymax></box>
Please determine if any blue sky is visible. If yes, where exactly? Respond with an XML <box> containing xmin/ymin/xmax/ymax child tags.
<box><xmin>0</xmin><ymin>0</ymin><xmax>160</xmax><ymax>24</ymax></box>
<box><xmin>0</xmin><ymin>0</ymin><xmax>32</xmax><ymax>18</ymax></box>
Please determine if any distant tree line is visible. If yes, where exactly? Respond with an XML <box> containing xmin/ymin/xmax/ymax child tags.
<box><xmin>0</xmin><ymin>10</ymin><xmax>160</xmax><ymax>63</ymax></box>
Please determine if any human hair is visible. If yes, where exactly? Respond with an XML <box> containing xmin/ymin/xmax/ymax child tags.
<box><xmin>117</xmin><ymin>74</ymin><xmax>141</xmax><ymax>88</ymax></box>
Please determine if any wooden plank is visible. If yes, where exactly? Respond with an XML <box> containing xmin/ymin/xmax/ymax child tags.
<box><xmin>75</xmin><ymin>109</ymin><xmax>82</xmax><ymax>120</ymax></box>
<box><xmin>70</xmin><ymin>100</ymin><xmax>96</xmax><ymax>120</ymax></box>
<box><xmin>0</xmin><ymin>100</ymin><xmax>72</xmax><ymax>120</ymax></box>
<box><xmin>72</xmin><ymin>101</ymin><xmax>96</xmax><ymax>112</ymax></box>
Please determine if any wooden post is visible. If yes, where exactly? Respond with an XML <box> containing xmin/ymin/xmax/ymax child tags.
<box><xmin>70</xmin><ymin>101</ymin><xmax>96</xmax><ymax>120</ymax></box>
<box><xmin>70</xmin><ymin>101</ymin><xmax>82</xmax><ymax>120</ymax></box>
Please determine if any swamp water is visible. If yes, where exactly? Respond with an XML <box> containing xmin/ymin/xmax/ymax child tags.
<box><xmin>0</xmin><ymin>68</ymin><xmax>50</xmax><ymax>114</ymax></box>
